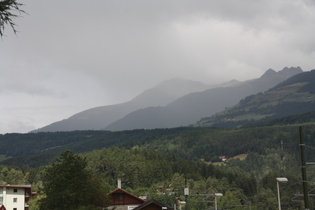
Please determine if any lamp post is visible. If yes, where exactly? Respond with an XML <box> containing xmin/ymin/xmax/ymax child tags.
<box><xmin>276</xmin><ymin>177</ymin><xmax>288</xmax><ymax>210</ymax></box>
<box><xmin>184</xmin><ymin>187</ymin><xmax>189</xmax><ymax>210</ymax></box>
<box><xmin>214</xmin><ymin>193</ymin><xmax>223</xmax><ymax>210</ymax></box>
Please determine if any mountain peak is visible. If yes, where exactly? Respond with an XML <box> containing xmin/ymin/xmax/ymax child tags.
<box><xmin>260</xmin><ymin>66</ymin><xmax>303</xmax><ymax>80</ymax></box>
<box><xmin>281</xmin><ymin>66</ymin><xmax>302</xmax><ymax>71</ymax></box>
<box><xmin>279</xmin><ymin>66</ymin><xmax>303</xmax><ymax>74</ymax></box>
<box><xmin>260</xmin><ymin>68</ymin><xmax>276</xmax><ymax>79</ymax></box>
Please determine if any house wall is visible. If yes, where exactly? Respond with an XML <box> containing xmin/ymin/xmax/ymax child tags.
<box><xmin>0</xmin><ymin>187</ymin><xmax>3</xmax><ymax>206</ymax></box>
<box><xmin>107</xmin><ymin>204</ymin><xmax>139</xmax><ymax>210</ymax></box>
<box><xmin>0</xmin><ymin>187</ymin><xmax>26</xmax><ymax>210</ymax></box>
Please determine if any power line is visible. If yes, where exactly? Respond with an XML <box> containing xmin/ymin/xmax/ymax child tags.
<box><xmin>304</xmin><ymin>145</ymin><xmax>315</xmax><ymax>150</ymax></box>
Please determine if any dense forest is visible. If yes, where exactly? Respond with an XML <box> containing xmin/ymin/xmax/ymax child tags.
<box><xmin>1</xmin><ymin>123</ymin><xmax>315</xmax><ymax>209</ymax></box>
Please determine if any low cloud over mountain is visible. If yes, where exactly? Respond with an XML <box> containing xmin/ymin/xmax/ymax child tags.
<box><xmin>33</xmin><ymin>67</ymin><xmax>302</xmax><ymax>132</ymax></box>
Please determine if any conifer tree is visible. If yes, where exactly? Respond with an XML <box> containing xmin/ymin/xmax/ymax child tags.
<box><xmin>39</xmin><ymin>150</ymin><xmax>110</xmax><ymax>210</ymax></box>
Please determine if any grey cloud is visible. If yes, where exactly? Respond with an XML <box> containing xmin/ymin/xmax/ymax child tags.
<box><xmin>1</xmin><ymin>0</ymin><xmax>315</xmax><ymax>133</ymax></box>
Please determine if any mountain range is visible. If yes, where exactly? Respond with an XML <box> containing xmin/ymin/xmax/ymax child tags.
<box><xmin>197</xmin><ymin>69</ymin><xmax>315</xmax><ymax>128</ymax></box>
<box><xmin>33</xmin><ymin>79</ymin><xmax>211</xmax><ymax>132</ymax></box>
<box><xmin>33</xmin><ymin>66</ymin><xmax>303</xmax><ymax>132</ymax></box>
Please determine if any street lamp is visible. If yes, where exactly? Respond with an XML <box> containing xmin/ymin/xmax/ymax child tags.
<box><xmin>214</xmin><ymin>193</ymin><xmax>223</xmax><ymax>210</ymax></box>
<box><xmin>184</xmin><ymin>187</ymin><xmax>189</xmax><ymax>210</ymax></box>
<box><xmin>276</xmin><ymin>177</ymin><xmax>288</xmax><ymax>210</ymax></box>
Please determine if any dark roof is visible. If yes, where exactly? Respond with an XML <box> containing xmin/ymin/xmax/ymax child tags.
<box><xmin>0</xmin><ymin>184</ymin><xmax>31</xmax><ymax>189</ymax></box>
<box><xmin>109</xmin><ymin>188</ymin><xmax>145</xmax><ymax>204</ymax></box>
<box><xmin>133</xmin><ymin>199</ymin><xmax>173</xmax><ymax>210</ymax></box>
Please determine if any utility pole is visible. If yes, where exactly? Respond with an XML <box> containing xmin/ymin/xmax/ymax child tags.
<box><xmin>184</xmin><ymin>178</ymin><xmax>189</xmax><ymax>210</ymax></box>
<box><xmin>299</xmin><ymin>126</ymin><xmax>310</xmax><ymax>209</ymax></box>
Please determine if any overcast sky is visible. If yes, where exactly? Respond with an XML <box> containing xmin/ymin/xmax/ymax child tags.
<box><xmin>1</xmin><ymin>0</ymin><xmax>315</xmax><ymax>134</ymax></box>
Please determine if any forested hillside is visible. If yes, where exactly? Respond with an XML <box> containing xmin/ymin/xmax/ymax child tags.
<box><xmin>1</xmin><ymin>124</ymin><xmax>315</xmax><ymax>171</ymax></box>
<box><xmin>197</xmin><ymin>70</ymin><xmax>315</xmax><ymax>128</ymax></box>
<box><xmin>244</xmin><ymin>111</ymin><xmax>315</xmax><ymax>127</ymax></box>
<box><xmin>0</xmin><ymin>148</ymin><xmax>261</xmax><ymax>209</ymax></box>
<box><xmin>1</xmin><ymin>124</ymin><xmax>315</xmax><ymax>209</ymax></box>
<box><xmin>1</xmin><ymin>130</ymin><xmax>314</xmax><ymax>209</ymax></box>
<box><xmin>0</xmin><ymin>129</ymin><xmax>189</xmax><ymax>167</ymax></box>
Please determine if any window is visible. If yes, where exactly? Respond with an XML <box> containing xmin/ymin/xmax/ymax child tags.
<box><xmin>13</xmin><ymin>198</ymin><xmax>17</xmax><ymax>203</ymax></box>
<box><xmin>13</xmin><ymin>188</ymin><xmax>18</xmax><ymax>193</ymax></box>
<box><xmin>13</xmin><ymin>208</ymin><xmax>17</xmax><ymax>210</ymax></box>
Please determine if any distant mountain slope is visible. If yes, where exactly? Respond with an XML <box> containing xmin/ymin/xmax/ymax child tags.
<box><xmin>197</xmin><ymin>69</ymin><xmax>315</xmax><ymax>128</ymax></box>
<box><xmin>33</xmin><ymin>79</ymin><xmax>210</xmax><ymax>132</ymax></box>
<box><xmin>244</xmin><ymin>111</ymin><xmax>315</xmax><ymax>127</ymax></box>
<box><xmin>105</xmin><ymin>67</ymin><xmax>303</xmax><ymax>131</ymax></box>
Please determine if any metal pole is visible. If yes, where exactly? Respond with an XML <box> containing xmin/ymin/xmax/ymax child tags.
<box><xmin>185</xmin><ymin>178</ymin><xmax>188</xmax><ymax>210</ymax></box>
<box><xmin>299</xmin><ymin>126</ymin><xmax>310</xmax><ymax>209</ymax></box>
<box><xmin>277</xmin><ymin>181</ymin><xmax>281</xmax><ymax>210</ymax></box>
<box><xmin>215</xmin><ymin>196</ymin><xmax>217</xmax><ymax>210</ymax></box>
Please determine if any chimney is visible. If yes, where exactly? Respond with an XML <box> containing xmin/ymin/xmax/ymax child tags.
<box><xmin>117</xmin><ymin>178</ymin><xmax>122</xmax><ymax>189</ymax></box>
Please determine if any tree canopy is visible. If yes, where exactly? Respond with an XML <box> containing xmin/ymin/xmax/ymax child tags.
<box><xmin>0</xmin><ymin>0</ymin><xmax>24</xmax><ymax>36</ymax></box>
<box><xmin>39</xmin><ymin>150</ymin><xmax>110</xmax><ymax>210</ymax></box>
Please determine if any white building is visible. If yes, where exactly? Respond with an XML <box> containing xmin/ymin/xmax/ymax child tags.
<box><xmin>0</xmin><ymin>185</ymin><xmax>33</xmax><ymax>210</ymax></box>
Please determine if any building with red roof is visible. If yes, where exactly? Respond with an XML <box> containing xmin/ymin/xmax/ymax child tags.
<box><xmin>0</xmin><ymin>184</ymin><xmax>34</xmax><ymax>210</ymax></box>
<box><xmin>107</xmin><ymin>188</ymin><xmax>145</xmax><ymax>210</ymax></box>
